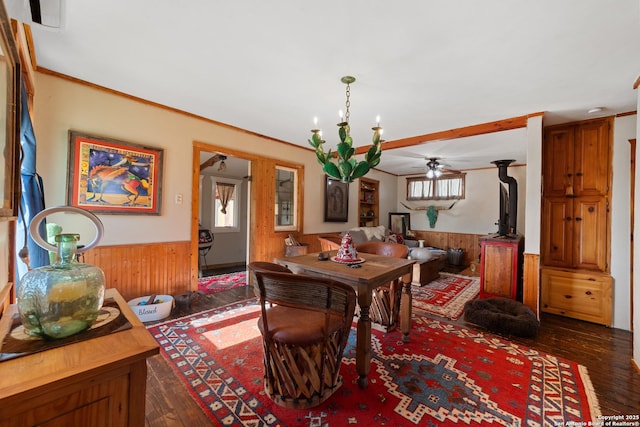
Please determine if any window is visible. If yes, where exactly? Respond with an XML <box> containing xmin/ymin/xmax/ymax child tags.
<box><xmin>211</xmin><ymin>178</ymin><xmax>241</xmax><ymax>231</ymax></box>
<box><xmin>406</xmin><ymin>173</ymin><xmax>465</xmax><ymax>201</ymax></box>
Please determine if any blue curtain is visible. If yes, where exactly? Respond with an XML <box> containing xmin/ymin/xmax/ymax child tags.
<box><xmin>15</xmin><ymin>82</ymin><xmax>48</xmax><ymax>280</ymax></box>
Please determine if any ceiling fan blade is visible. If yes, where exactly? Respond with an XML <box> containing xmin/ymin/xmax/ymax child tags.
<box><xmin>442</xmin><ymin>167</ymin><xmax>462</xmax><ymax>174</ymax></box>
<box><xmin>200</xmin><ymin>154</ymin><xmax>224</xmax><ymax>171</ymax></box>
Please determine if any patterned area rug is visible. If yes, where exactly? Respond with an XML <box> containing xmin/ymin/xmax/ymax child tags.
<box><xmin>197</xmin><ymin>271</ymin><xmax>247</xmax><ymax>294</ymax></box>
<box><xmin>412</xmin><ymin>272</ymin><xmax>480</xmax><ymax>320</ymax></box>
<box><xmin>148</xmin><ymin>300</ymin><xmax>600</xmax><ymax>426</ymax></box>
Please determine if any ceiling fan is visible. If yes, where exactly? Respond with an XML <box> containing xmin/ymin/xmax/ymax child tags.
<box><xmin>200</xmin><ymin>154</ymin><xmax>227</xmax><ymax>172</ymax></box>
<box><xmin>419</xmin><ymin>158</ymin><xmax>460</xmax><ymax>178</ymax></box>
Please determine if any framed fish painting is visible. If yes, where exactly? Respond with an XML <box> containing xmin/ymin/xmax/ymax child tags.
<box><xmin>66</xmin><ymin>131</ymin><xmax>164</xmax><ymax>215</ymax></box>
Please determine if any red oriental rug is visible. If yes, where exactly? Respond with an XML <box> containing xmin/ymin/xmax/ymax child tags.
<box><xmin>197</xmin><ymin>271</ymin><xmax>247</xmax><ymax>294</ymax></box>
<box><xmin>148</xmin><ymin>300</ymin><xmax>601</xmax><ymax>427</ymax></box>
<box><xmin>412</xmin><ymin>272</ymin><xmax>480</xmax><ymax>320</ymax></box>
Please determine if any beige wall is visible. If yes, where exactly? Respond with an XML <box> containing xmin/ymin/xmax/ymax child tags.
<box><xmin>33</xmin><ymin>72</ymin><xmax>329</xmax><ymax>245</ymax></box>
<box><xmin>30</xmin><ymin>71</ymin><xmax>638</xmax><ymax>335</ymax></box>
<box><xmin>396</xmin><ymin>166</ymin><xmax>527</xmax><ymax>236</ymax></box>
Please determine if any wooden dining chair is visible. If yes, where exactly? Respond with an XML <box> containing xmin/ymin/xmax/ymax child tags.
<box><xmin>317</xmin><ymin>235</ymin><xmax>342</xmax><ymax>252</ymax></box>
<box><xmin>249</xmin><ymin>265</ymin><xmax>356</xmax><ymax>409</ymax></box>
<box><xmin>247</xmin><ymin>261</ymin><xmax>292</xmax><ymax>296</ymax></box>
<box><xmin>355</xmin><ymin>241</ymin><xmax>409</xmax><ymax>331</ymax></box>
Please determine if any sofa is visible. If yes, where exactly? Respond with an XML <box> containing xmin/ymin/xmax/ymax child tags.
<box><xmin>318</xmin><ymin>225</ymin><xmax>447</xmax><ymax>286</ymax></box>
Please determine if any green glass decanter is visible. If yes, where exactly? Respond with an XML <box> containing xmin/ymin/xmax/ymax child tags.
<box><xmin>17</xmin><ymin>233</ymin><xmax>106</xmax><ymax>339</ymax></box>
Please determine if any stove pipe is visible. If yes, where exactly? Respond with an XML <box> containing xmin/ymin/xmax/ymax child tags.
<box><xmin>492</xmin><ymin>159</ymin><xmax>518</xmax><ymax>236</ymax></box>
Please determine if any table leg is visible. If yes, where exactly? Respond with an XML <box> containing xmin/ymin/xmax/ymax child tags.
<box><xmin>400</xmin><ymin>273</ymin><xmax>412</xmax><ymax>342</ymax></box>
<box><xmin>356</xmin><ymin>283</ymin><xmax>372</xmax><ymax>388</ymax></box>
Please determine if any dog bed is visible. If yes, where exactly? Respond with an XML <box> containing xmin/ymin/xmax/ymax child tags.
<box><xmin>463</xmin><ymin>297</ymin><xmax>539</xmax><ymax>337</ymax></box>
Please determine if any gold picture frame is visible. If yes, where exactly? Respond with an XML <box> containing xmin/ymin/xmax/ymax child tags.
<box><xmin>66</xmin><ymin>131</ymin><xmax>164</xmax><ymax>215</ymax></box>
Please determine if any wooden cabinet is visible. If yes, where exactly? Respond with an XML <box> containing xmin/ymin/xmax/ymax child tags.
<box><xmin>541</xmin><ymin>118</ymin><xmax>612</xmax><ymax>272</ymax></box>
<box><xmin>541</xmin><ymin>267</ymin><xmax>612</xmax><ymax>326</ymax></box>
<box><xmin>541</xmin><ymin>118</ymin><xmax>612</xmax><ymax>324</ymax></box>
<box><xmin>358</xmin><ymin>177</ymin><xmax>379</xmax><ymax>227</ymax></box>
<box><xmin>0</xmin><ymin>289</ymin><xmax>159</xmax><ymax>426</ymax></box>
<box><xmin>542</xmin><ymin>195</ymin><xmax>608</xmax><ymax>271</ymax></box>
<box><xmin>479</xmin><ymin>235</ymin><xmax>524</xmax><ymax>300</ymax></box>
<box><xmin>543</xmin><ymin>119</ymin><xmax>611</xmax><ymax>198</ymax></box>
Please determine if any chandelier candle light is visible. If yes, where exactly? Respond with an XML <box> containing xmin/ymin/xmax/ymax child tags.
<box><xmin>308</xmin><ymin>76</ymin><xmax>383</xmax><ymax>183</ymax></box>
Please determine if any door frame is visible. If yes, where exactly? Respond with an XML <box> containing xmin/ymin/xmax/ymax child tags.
<box><xmin>190</xmin><ymin>141</ymin><xmax>259</xmax><ymax>288</ymax></box>
<box><xmin>631</xmin><ymin>138</ymin><xmax>636</xmax><ymax>330</ymax></box>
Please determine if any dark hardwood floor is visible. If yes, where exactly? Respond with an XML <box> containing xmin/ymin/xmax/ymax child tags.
<box><xmin>145</xmin><ymin>285</ymin><xmax>640</xmax><ymax>426</ymax></box>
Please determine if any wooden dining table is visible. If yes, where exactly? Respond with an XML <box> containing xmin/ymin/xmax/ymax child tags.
<box><xmin>275</xmin><ymin>251</ymin><xmax>415</xmax><ymax>388</ymax></box>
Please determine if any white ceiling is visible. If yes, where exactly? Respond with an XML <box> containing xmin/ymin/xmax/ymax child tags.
<box><xmin>9</xmin><ymin>0</ymin><xmax>640</xmax><ymax>176</ymax></box>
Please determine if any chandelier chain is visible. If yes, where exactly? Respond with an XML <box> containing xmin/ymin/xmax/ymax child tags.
<box><xmin>344</xmin><ymin>83</ymin><xmax>351</xmax><ymax>123</ymax></box>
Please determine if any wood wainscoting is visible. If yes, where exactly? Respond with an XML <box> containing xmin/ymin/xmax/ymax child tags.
<box><xmin>409</xmin><ymin>230</ymin><xmax>482</xmax><ymax>266</ymax></box>
<box><xmin>523</xmin><ymin>253</ymin><xmax>540</xmax><ymax>317</ymax></box>
<box><xmin>82</xmin><ymin>241</ymin><xmax>191</xmax><ymax>302</ymax></box>
<box><xmin>80</xmin><ymin>234</ymin><xmax>539</xmax><ymax>311</ymax></box>
<box><xmin>296</xmin><ymin>230</ymin><xmax>483</xmax><ymax>266</ymax></box>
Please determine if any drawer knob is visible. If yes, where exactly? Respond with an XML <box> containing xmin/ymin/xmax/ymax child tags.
<box><xmin>585</xmin><ymin>291</ymin><xmax>592</xmax><ymax>295</ymax></box>
<box><xmin>563</xmin><ymin>294</ymin><xmax>573</xmax><ymax>299</ymax></box>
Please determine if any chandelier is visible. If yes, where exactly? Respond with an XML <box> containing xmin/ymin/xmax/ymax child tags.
<box><xmin>308</xmin><ymin>76</ymin><xmax>383</xmax><ymax>183</ymax></box>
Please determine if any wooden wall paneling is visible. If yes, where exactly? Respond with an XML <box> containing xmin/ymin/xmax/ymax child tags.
<box><xmin>410</xmin><ymin>230</ymin><xmax>482</xmax><ymax>266</ymax></box>
<box><xmin>250</xmin><ymin>157</ymin><xmax>306</xmax><ymax>264</ymax></box>
<box><xmin>447</xmin><ymin>233</ymin><xmax>480</xmax><ymax>265</ymax></box>
<box><xmin>250</xmin><ymin>158</ymin><xmax>275</xmax><ymax>263</ymax></box>
<box><xmin>83</xmin><ymin>241</ymin><xmax>191</xmax><ymax>301</ymax></box>
<box><xmin>299</xmin><ymin>230</ymin><xmax>484</xmax><ymax>267</ymax></box>
<box><xmin>523</xmin><ymin>253</ymin><xmax>540</xmax><ymax>317</ymax></box>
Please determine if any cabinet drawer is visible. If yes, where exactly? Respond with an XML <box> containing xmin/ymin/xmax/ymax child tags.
<box><xmin>541</xmin><ymin>268</ymin><xmax>612</xmax><ymax>325</ymax></box>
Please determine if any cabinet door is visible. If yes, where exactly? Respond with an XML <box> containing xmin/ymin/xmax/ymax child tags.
<box><xmin>573</xmin><ymin>119</ymin><xmax>611</xmax><ymax>196</ymax></box>
<box><xmin>572</xmin><ymin>196</ymin><xmax>608</xmax><ymax>271</ymax></box>
<box><xmin>481</xmin><ymin>242</ymin><xmax>516</xmax><ymax>298</ymax></box>
<box><xmin>541</xmin><ymin>197</ymin><xmax>573</xmax><ymax>267</ymax></box>
<box><xmin>543</xmin><ymin>127</ymin><xmax>574</xmax><ymax>197</ymax></box>
<box><xmin>0</xmin><ymin>372</ymin><xmax>129</xmax><ymax>427</ymax></box>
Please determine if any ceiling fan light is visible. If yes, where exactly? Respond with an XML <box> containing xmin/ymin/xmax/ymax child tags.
<box><xmin>426</xmin><ymin>169</ymin><xmax>435</xmax><ymax>179</ymax></box>
<box><xmin>435</xmin><ymin>169</ymin><xmax>442</xmax><ymax>177</ymax></box>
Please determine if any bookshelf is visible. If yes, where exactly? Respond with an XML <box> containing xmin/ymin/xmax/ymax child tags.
<box><xmin>358</xmin><ymin>177</ymin><xmax>379</xmax><ymax>227</ymax></box>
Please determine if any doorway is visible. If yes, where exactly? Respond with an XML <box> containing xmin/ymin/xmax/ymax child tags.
<box><xmin>192</xmin><ymin>142</ymin><xmax>252</xmax><ymax>281</ymax></box>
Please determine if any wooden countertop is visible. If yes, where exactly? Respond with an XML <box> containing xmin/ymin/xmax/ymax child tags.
<box><xmin>0</xmin><ymin>288</ymin><xmax>159</xmax><ymax>400</ymax></box>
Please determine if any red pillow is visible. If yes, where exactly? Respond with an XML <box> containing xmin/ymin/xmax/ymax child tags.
<box><xmin>388</xmin><ymin>233</ymin><xmax>404</xmax><ymax>245</ymax></box>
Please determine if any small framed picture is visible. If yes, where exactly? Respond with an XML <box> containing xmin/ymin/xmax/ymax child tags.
<box><xmin>324</xmin><ymin>176</ymin><xmax>349</xmax><ymax>222</ymax></box>
<box><xmin>67</xmin><ymin>131</ymin><xmax>164</xmax><ymax>215</ymax></box>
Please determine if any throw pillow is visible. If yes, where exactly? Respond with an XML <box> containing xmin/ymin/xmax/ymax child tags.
<box><xmin>342</xmin><ymin>229</ymin><xmax>368</xmax><ymax>245</ymax></box>
<box><xmin>388</xmin><ymin>233</ymin><xmax>404</xmax><ymax>245</ymax></box>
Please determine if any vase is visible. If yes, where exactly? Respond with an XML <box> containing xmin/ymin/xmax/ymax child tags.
<box><xmin>17</xmin><ymin>233</ymin><xmax>106</xmax><ymax>339</ymax></box>
<box><xmin>409</xmin><ymin>240</ymin><xmax>433</xmax><ymax>260</ymax></box>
